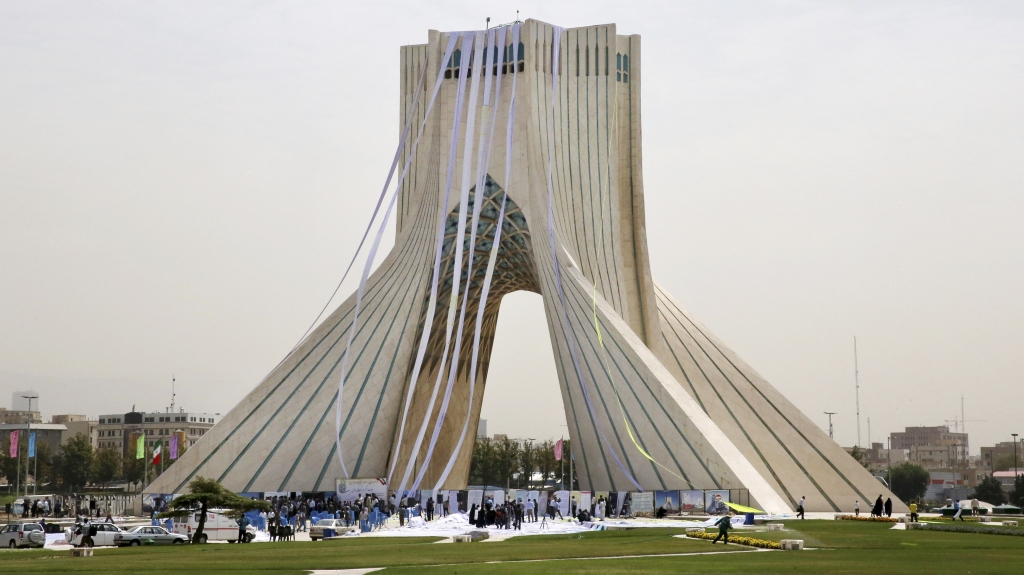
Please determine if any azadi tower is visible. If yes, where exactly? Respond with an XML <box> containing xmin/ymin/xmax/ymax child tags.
<box><xmin>148</xmin><ymin>20</ymin><xmax>902</xmax><ymax>513</ymax></box>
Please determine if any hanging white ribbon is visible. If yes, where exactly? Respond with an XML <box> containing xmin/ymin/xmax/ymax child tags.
<box><xmin>388</xmin><ymin>32</ymin><xmax>474</xmax><ymax>492</ymax></box>
<box><xmin>333</xmin><ymin>34</ymin><xmax>460</xmax><ymax>478</ymax></box>
<box><xmin>414</xmin><ymin>27</ymin><xmax>504</xmax><ymax>492</ymax></box>
<box><xmin>397</xmin><ymin>30</ymin><xmax>488</xmax><ymax>496</ymax></box>
<box><xmin>542</xmin><ymin>26</ymin><xmax>642</xmax><ymax>491</ymax></box>
<box><xmin>431</xmin><ymin>24</ymin><xmax>519</xmax><ymax>494</ymax></box>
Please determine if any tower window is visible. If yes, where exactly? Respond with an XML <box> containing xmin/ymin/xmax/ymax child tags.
<box><xmin>445</xmin><ymin>48</ymin><xmax>462</xmax><ymax>79</ymax></box>
<box><xmin>616</xmin><ymin>52</ymin><xmax>621</xmax><ymax>82</ymax></box>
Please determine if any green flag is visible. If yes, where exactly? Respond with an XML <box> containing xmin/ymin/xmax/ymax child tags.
<box><xmin>136</xmin><ymin>433</ymin><xmax>145</xmax><ymax>459</ymax></box>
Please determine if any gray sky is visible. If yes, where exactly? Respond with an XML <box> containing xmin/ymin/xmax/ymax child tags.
<box><xmin>2</xmin><ymin>1</ymin><xmax>1021</xmax><ymax>454</ymax></box>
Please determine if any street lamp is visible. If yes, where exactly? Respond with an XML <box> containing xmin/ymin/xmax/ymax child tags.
<box><xmin>21</xmin><ymin>392</ymin><xmax>38</xmax><ymax>497</ymax></box>
<box><xmin>1013</xmin><ymin>434</ymin><xmax>1019</xmax><ymax>480</ymax></box>
<box><xmin>824</xmin><ymin>412</ymin><xmax>836</xmax><ymax>440</ymax></box>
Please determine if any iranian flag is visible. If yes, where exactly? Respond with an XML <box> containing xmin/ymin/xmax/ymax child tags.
<box><xmin>152</xmin><ymin>439</ymin><xmax>163</xmax><ymax>465</ymax></box>
<box><xmin>554</xmin><ymin>438</ymin><xmax>563</xmax><ymax>461</ymax></box>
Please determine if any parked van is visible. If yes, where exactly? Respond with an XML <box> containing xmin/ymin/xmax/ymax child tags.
<box><xmin>170</xmin><ymin>509</ymin><xmax>255</xmax><ymax>543</ymax></box>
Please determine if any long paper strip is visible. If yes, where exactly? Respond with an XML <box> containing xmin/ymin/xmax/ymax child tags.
<box><xmin>542</xmin><ymin>25</ymin><xmax>642</xmax><ymax>491</ymax></box>
<box><xmin>431</xmin><ymin>24</ymin><xmax>517</xmax><ymax>494</ymax></box>
<box><xmin>414</xmin><ymin>28</ymin><xmax>503</xmax><ymax>491</ymax></box>
<box><xmin>334</xmin><ymin>34</ymin><xmax>460</xmax><ymax>477</ymax></box>
<box><xmin>388</xmin><ymin>32</ymin><xmax>473</xmax><ymax>489</ymax></box>
<box><xmin>398</xmin><ymin>30</ymin><xmax>486</xmax><ymax>495</ymax></box>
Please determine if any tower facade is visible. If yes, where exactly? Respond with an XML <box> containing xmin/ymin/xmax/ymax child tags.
<box><xmin>147</xmin><ymin>20</ymin><xmax>902</xmax><ymax>513</ymax></box>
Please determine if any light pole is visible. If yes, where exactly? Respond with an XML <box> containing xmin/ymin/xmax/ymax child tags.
<box><xmin>824</xmin><ymin>412</ymin><xmax>836</xmax><ymax>440</ymax></box>
<box><xmin>23</xmin><ymin>394</ymin><xmax>38</xmax><ymax>498</ymax></box>
<box><xmin>1013</xmin><ymin>434</ymin><xmax>1019</xmax><ymax>480</ymax></box>
<box><xmin>887</xmin><ymin>437</ymin><xmax>892</xmax><ymax>491</ymax></box>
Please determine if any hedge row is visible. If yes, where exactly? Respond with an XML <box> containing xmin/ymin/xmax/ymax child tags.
<box><xmin>686</xmin><ymin>530</ymin><xmax>782</xmax><ymax>549</ymax></box>
<box><xmin>837</xmin><ymin>515</ymin><xmax>898</xmax><ymax>523</ymax></box>
<box><xmin>918</xmin><ymin>523</ymin><xmax>1024</xmax><ymax>537</ymax></box>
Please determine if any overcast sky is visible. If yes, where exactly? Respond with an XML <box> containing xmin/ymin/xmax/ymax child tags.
<box><xmin>2</xmin><ymin>1</ymin><xmax>1021</xmax><ymax>454</ymax></box>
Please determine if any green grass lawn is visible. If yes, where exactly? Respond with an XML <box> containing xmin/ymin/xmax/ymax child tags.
<box><xmin>1</xmin><ymin>521</ymin><xmax>1023</xmax><ymax>574</ymax></box>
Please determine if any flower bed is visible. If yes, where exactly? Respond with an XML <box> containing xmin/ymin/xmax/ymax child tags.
<box><xmin>686</xmin><ymin>530</ymin><xmax>782</xmax><ymax>549</ymax></box>
<box><xmin>918</xmin><ymin>523</ymin><xmax>1024</xmax><ymax>537</ymax></box>
<box><xmin>836</xmin><ymin>515</ymin><xmax>898</xmax><ymax>523</ymax></box>
<box><xmin>933</xmin><ymin>515</ymin><xmax>980</xmax><ymax>522</ymax></box>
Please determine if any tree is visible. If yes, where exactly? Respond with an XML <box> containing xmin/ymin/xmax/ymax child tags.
<box><xmin>0</xmin><ymin>439</ymin><xmax>28</xmax><ymax>488</ymax></box>
<box><xmin>55</xmin><ymin>434</ymin><xmax>94</xmax><ymax>491</ymax></box>
<box><xmin>1010</xmin><ymin>475</ymin><xmax>1024</xmax><ymax>508</ymax></box>
<box><xmin>884</xmin><ymin>463</ymin><xmax>929</xmax><ymax>503</ymax></box>
<box><xmin>92</xmin><ymin>448</ymin><xmax>122</xmax><ymax>487</ymax></box>
<box><xmin>994</xmin><ymin>454</ymin><xmax>1020</xmax><ymax>473</ymax></box>
<box><xmin>494</xmin><ymin>437</ymin><xmax>521</xmax><ymax>489</ymax></box>
<box><xmin>122</xmin><ymin>451</ymin><xmax>145</xmax><ymax>488</ymax></box>
<box><xmin>158</xmin><ymin>477</ymin><xmax>270</xmax><ymax>543</ymax></box>
<box><xmin>469</xmin><ymin>437</ymin><xmax>496</xmax><ymax>486</ymax></box>
<box><xmin>535</xmin><ymin>440</ymin><xmax>556</xmax><ymax>488</ymax></box>
<box><xmin>973</xmin><ymin>475</ymin><xmax>1005</xmax><ymax>505</ymax></box>
<box><xmin>519</xmin><ymin>441</ymin><xmax>535</xmax><ymax>489</ymax></box>
<box><xmin>848</xmin><ymin>446</ymin><xmax>870</xmax><ymax>469</ymax></box>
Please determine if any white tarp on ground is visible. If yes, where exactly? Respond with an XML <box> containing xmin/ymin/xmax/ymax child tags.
<box><xmin>360</xmin><ymin>512</ymin><xmax>758</xmax><ymax>541</ymax></box>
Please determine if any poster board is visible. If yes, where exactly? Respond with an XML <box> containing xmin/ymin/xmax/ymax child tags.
<box><xmin>680</xmin><ymin>490</ymin><xmax>704</xmax><ymax>512</ymax></box>
<box><xmin>335</xmin><ymin>478</ymin><xmax>387</xmax><ymax>503</ymax></box>
<box><xmin>467</xmin><ymin>489</ymin><xmax>483</xmax><ymax>510</ymax></box>
<box><xmin>484</xmin><ymin>488</ymin><xmax>505</xmax><ymax>505</ymax></box>
<box><xmin>705</xmin><ymin>490</ymin><xmax>730</xmax><ymax>515</ymax></box>
<box><xmin>631</xmin><ymin>491</ymin><xmax>654</xmax><ymax>513</ymax></box>
<box><xmin>554</xmin><ymin>490</ymin><xmax>570</xmax><ymax>516</ymax></box>
<box><xmin>655</xmin><ymin>490</ymin><xmax>679</xmax><ymax>512</ymax></box>
<box><xmin>580</xmin><ymin>491</ymin><xmax>592</xmax><ymax>514</ymax></box>
<box><xmin>538</xmin><ymin>492</ymin><xmax>549</xmax><ymax>516</ymax></box>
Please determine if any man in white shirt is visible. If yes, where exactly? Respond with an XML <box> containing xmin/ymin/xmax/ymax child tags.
<box><xmin>797</xmin><ymin>496</ymin><xmax>806</xmax><ymax>520</ymax></box>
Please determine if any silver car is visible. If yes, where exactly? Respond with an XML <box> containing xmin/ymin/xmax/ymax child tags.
<box><xmin>115</xmin><ymin>525</ymin><xmax>189</xmax><ymax>546</ymax></box>
<box><xmin>0</xmin><ymin>522</ymin><xmax>46</xmax><ymax>548</ymax></box>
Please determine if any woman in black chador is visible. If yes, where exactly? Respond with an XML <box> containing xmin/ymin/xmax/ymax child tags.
<box><xmin>872</xmin><ymin>495</ymin><xmax>884</xmax><ymax>518</ymax></box>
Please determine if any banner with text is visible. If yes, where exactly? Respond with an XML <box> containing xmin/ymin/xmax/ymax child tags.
<box><xmin>336</xmin><ymin>478</ymin><xmax>387</xmax><ymax>503</ymax></box>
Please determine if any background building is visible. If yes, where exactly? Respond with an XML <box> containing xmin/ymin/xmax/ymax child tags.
<box><xmin>11</xmin><ymin>391</ymin><xmax>40</xmax><ymax>412</ymax></box>
<box><xmin>53</xmin><ymin>414</ymin><xmax>99</xmax><ymax>448</ymax></box>
<box><xmin>0</xmin><ymin>423</ymin><xmax>67</xmax><ymax>454</ymax></box>
<box><xmin>97</xmin><ymin>408</ymin><xmax>217</xmax><ymax>454</ymax></box>
<box><xmin>890</xmin><ymin>426</ymin><xmax>969</xmax><ymax>468</ymax></box>
<box><xmin>981</xmin><ymin>441</ymin><xmax>1021</xmax><ymax>472</ymax></box>
<box><xmin>0</xmin><ymin>408</ymin><xmax>42</xmax><ymax>424</ymax></box>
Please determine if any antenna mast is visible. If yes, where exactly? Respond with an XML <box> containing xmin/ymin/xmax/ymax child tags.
<box><xmin>961</xmin><ymin>395</ymin><xmax>967</xmax><ymax>457</ymax></box>
<box><xmin>855</xmin><ymin>336</ymin><xmax>861</xmax><ymax>447</ymax></box>
<box><xmin>171</xmin><ymin>375</ymin><xmax>176</xmax><ymax>413</ymax></box>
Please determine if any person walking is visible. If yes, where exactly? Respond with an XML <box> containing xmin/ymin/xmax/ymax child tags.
<box><xmin>872</xmin><ymin>495</ymin><xmax>884</xmax><ymax>518</ymax></box>
<box><xmin>971</xmin><ymin>498</ymin><xmax>980</xmax><ymax>517</ymax></box>
<box><xmin>884</xmin><ymin>497</ymin><xmax>892</xmax><ymax>518</ymax></box>
<box><xmin>953</xmin><ymin>499</ymin><xmax>964</xmax><ymax>521</ymax></box>
<box><xmin>711</xmin><ymin>514</ymin><xmax>733</xmax><ymax>544</ymax></box>
<box><xmin>854</xmin><ymin>500</ymin><xmax>860</xmax><ymax>516</ymax></box>
<box><xmin>909</xmin><ymin>500</ymin><xmax>918</xmax><ymax>523</ymax></box>
<box><xmin>797</xmin><ymin>496</ymin><xmax>806</xmax><ymax>520</ymax></box>
<box><xmin>426</xmin><ymin>497</ymin><xmax>434</xmax><ymax>522</ymax></box>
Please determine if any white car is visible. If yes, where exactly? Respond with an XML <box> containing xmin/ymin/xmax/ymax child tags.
<box><xmin>0</xmin><ymin>522</ymin><xmax>46</xmax><ymax>548</ymax></box>
<box><xmin>309</xmin><ymin>518</ymin><xmax>354</xmax><ymax>540</ymax></box>
<box><xmin>66</xmin><ymin>522</ymin><xmax>124</xmax><ymax>547</ymax></box>
<box><xmin>115</xmin><ymin>525</ymin><xmax>189</xmax><ymax>546</ymax></box>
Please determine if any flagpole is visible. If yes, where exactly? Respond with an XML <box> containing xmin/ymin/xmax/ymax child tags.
<box><xmin>14</xmin><ymin>430</ymin><xmax>20</xmax><ymax>499</ymax></box>
<box><xmin>33</xmin><ymin>433</ymin><xmax>38</xmax><ymax>495</ymax></box>
<box><xmin>560</xmin><ymin>436</ymin><xmax>564</xmax><ymax>491</ymax></box>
